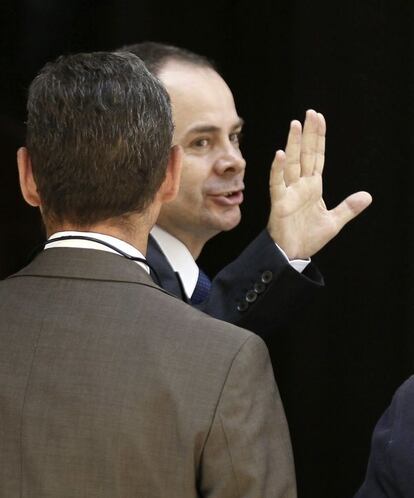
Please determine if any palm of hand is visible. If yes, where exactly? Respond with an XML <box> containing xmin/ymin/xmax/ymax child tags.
<box><xmin>269</xmin><ymin>173</ymin><xmax>341</xmax><ymax>259</ymax></box>
<box><xmin>267</xmin><ymin>110</ymin><xmax>372</xmax><ymax>260</ymax></box>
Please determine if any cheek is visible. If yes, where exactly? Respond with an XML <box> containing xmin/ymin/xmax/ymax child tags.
<box><xmin>179</xmin><ymin>160</ymin><xmax>209</xmax><ymax>201</ymax></box>
<box><xmin>172</xmin><ymin>174</ymin><xmax>201</xmax><ymax>213</ymax></box>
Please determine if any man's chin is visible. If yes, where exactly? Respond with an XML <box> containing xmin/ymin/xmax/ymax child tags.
<box><xmin>214</xmin><ymin>210</ymin><xmax>242</xmax><ymax>233</ymax></box>
<box><xmin>221</xmin><ymin>218</ymin><xmax>241</xmax><ymax>232</ymax></box>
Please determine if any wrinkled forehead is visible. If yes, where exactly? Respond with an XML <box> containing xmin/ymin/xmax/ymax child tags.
<box><xmin>157</xmin><ymin>61</ymin><xmax>241</xmax><ymax>139</ymax></box>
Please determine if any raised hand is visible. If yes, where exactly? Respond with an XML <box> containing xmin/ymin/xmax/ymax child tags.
<box><xmin>267</xmin><ymin>109</ymin><xmax>372</xmax><ymax>260</ymax></box>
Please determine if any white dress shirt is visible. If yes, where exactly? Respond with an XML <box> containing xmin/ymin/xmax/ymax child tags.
<box><xmin>46</xmin><ymin>231</ymin><xmax>150</xmax><ymax>274</ymax></box>
<box><xmin>276</xmin><ymin>245</ymin><xmax>311</xmax><ymax>273</ymax></box>
<box><xmin>150</xmin><ymin>225</ymin><xmax>310</xmax><ymax>300</ymax></box>
<box><xmin>151</xmin><ymin>226</ymin><xmax>199</xmax><ymax>298</ymax></box>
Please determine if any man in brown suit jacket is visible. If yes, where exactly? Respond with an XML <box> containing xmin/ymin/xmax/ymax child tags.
<box><xmin>0</xmin><ymin>51</ymin><xmax>296</xmax><ymax>497</ymax></box>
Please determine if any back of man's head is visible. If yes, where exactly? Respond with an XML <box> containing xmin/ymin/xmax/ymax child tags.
<box><xmin>118</xmin><ymin>41</ymin><xmax>216</xmax><ymax>77</ymax></box>
<box><xmin>26</xmin><ymin>51</ymin><xmax>173</xmax><ymax>228</ymax></box>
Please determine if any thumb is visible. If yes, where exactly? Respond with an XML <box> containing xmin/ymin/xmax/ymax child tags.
<box><xmin>331</xmin><ymin>191</ymin><xmax>373</xmax><ymax>229</ymax></box>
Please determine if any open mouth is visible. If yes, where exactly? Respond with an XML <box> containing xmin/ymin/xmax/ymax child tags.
<box><xmin>208</xmin><ymin>190</ymin><xmax>244</xmax><ymax>206</ymax></box>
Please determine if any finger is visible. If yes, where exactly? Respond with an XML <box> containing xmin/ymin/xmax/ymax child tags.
<box><xmin>269</xmin><ymin>150</ymin><xmax>287</xmax><ymax>201</ymax></box>
<box><xmin>300</xmin><ymin>109</ymin><xmax>319</xmax><ymax>177</ymax></box>
<box><xmin>284</xmin><ymin>120</ymin><xmax>302</xmax><ymax>185</ymax></box>
<box><xmin>330</xmin><ymin>191</ymin><xmax>373</xmax><ymax>231</ymax></box>
<box><xmin>315</xmin><ymin>112</ymin><xmax>326</xmax><ymax>175</ymax></box>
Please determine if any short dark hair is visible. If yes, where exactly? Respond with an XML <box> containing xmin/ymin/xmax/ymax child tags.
<box><xmin>26</xmin><ymin>51</ymin><xmax>173</xmax><ymax>227</ymax></box>
<box><xmin>118</xmin><ymin>42</ymin><xmax>217</xmax><ymax>76</ymax></box>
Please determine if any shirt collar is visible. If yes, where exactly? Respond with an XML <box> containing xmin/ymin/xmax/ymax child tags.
<box><xmin>150</xmin><ymin>225</ymin><xmax>199</xmax><ymax>298</ymax></box>
<box><xmin>46</xmin><ymin>231</ymin><xmax>150</xmax><ymax>274</ymax></box>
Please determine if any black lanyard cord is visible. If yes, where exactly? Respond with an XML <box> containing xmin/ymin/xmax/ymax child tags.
<box><xmin>30</xmin><ymin>235</ymin><xmax>161</xmax><ymax>285</ymax></box>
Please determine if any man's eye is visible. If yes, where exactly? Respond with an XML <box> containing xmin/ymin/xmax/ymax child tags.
<box><xmin>230</xmin><ymin>132</ymin><xmax>242</xmax><ymax>145</ymax></box>
<box><xmin>192</xmin><ymin>138</ymin><xmax>209</xmax><ymax>148</ymax></box>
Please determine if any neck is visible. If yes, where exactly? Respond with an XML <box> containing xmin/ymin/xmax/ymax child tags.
<box><xmin>154</xmin><ymin>223</ymin><xmax>211</xmax><ymax>259</ymax></box>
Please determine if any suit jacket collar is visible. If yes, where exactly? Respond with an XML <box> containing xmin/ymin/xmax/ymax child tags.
<box><xmin>147</xmin><ymin>235</ymin><xmax>188</xmax><ymax>301</ymax></box>
<box><xmin>8</xmin><ymin>247</ymin><xmax>169</xmax><ymax>295</ymax></box>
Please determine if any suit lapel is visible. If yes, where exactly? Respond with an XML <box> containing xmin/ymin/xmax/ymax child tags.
<box><xmin>147</xmin><ymin>235</ymin><xmax>188</xmax><ymax>301</ymax></box>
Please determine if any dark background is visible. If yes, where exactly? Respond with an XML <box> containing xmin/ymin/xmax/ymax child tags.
<box><xmin>0</xmin><ymin>1</ymin><xmax>413</xmax><ymax>496</ymax></box>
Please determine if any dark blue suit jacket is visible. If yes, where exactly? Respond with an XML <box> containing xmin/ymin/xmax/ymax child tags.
<box><xmin>147</xmin><ymin>229</ymin><xmax>324</xmax><ymax>338</ymax></box>
<box><xmin>355</xmin><ymin>375</ymin><xmax>414</xmax><ymax>498</ymax></box>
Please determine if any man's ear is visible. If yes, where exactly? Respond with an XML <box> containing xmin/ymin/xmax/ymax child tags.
<box><xmin>17</xmin><ymin>147</ymin><xmax>41</xmax><ymax>207</ymax></box>
<box><xmin>157</xmin><ymin>145</ymin><xmax>182</xmax><ymax>203</ymax></box>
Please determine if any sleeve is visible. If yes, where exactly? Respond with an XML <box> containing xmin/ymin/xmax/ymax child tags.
<box><xmin>196</xmin><ymin>230</ymin><xmax>324</xmax><ymax>338</ymax></box>
<box><xmin>198</xmin><ymin>334</ymin><xmax>297</xmax><ymax>498</ymax></box>
<box><xmin>354</xmin><ymin>375</ymin><xmax>414</xmax><ymax>498</ymax></box>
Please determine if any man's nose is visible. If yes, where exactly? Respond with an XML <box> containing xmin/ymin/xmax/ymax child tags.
<box><xmin>214</xmin><ymin>146</ymin><xmax>246</xmax><ymax>176</ymax></box>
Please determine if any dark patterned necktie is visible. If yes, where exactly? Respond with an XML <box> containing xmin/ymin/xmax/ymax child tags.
<box><xmin>191</xmin><ymin>268</ymin><xmax>212</xmax><ymax>305</ymax></box>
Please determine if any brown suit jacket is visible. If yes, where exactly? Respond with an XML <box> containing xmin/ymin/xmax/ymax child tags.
<box><xmin>0</xmin><ymin>248</ymin><xmax>296</xmax><ymax>498</ymax></box>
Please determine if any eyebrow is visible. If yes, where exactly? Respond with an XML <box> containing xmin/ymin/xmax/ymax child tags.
<box><xmin>186</xmin><ymin>117</ymin><xmax>244</xmax><ymax>135</ymax></box>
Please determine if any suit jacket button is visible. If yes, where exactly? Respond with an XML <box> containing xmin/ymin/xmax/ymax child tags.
<box><xmin>261</xmin><ymin>270</ymin><xmax>273</xmax><ymax>284</ymax></box>
<box><xmin>245</xmin><ymin>290</ymin><xmax>258</xmax><ymax>303</ymax></box>
<box><xmin>254</xmin><ymin>282</ymin><xmax>266</xmax><ymax>294</ymax></box>
<box><xmin>237</xmin><ymin>301</ymin><xmax>249</xmax><ymax>312</ymax></box>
